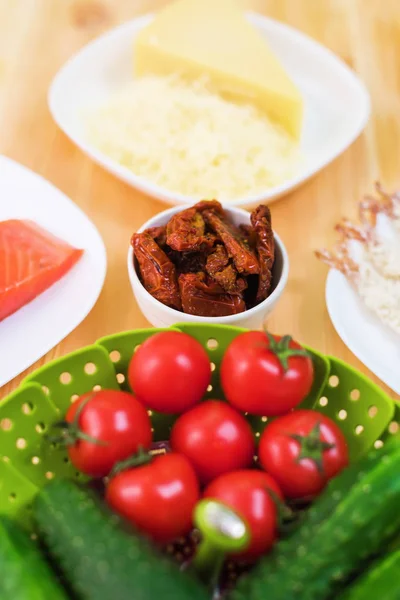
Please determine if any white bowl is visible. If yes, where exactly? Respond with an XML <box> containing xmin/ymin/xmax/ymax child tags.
<box><xmin>49</xmin><ymin>12</ymin><xmax>370</xmax><ymax>207</ymax></box>
<box><xmin>127</xmin><ymin>206</ymin><xmax>289</xmax><ymax>329</ymax></box>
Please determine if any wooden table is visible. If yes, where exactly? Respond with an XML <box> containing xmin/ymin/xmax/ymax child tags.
<box><xmin>1</xmin><ymin>0</ymin><xmax>399</xmax><ymax>400</ymax></box>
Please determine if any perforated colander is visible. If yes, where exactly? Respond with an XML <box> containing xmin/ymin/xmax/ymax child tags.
<box><xmin>0</xmin><ymin>324</ymin><xmax>398</xmax><ymax>532</ymax></box>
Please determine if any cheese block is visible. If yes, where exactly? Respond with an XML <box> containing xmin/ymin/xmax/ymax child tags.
<box><xmin>134</xmin><ymin>0</ymin><xmax>303</xmax><ymax>138</ymax></box>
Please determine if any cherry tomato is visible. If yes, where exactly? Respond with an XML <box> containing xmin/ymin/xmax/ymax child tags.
<box><xmin>204</xmin><ymin>470</ymin><xmax>283</xmax><ymax>560</ymax></box>
<box><xmin>106</xmin><ymin>453</ymin><xmax>200</xmax><ymax>543</ymax></box>
<box><xmin>221</xmin><ymin>331</ymin><xmax>314</xmax><ymax>416</ymax></box>
<box><xmin>170</xmin><ymin>400</ymin><xmax>256</xmax><ymax>484</ymax></box>
<box><xmin>65</xmin><ymin>390</ymin><xmax>152</xmax><ymax>478</ymax></box>
<box><xmin>128</xmin><ymin>331</ymin><xmax>211</xmax><ymax>414</ymax></box>
<box><xmin>258</xmin><ymin>409</ymin><xmax>349</xmax><ymax>500</ymax></box>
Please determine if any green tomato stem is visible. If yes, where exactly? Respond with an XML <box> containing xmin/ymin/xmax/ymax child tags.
<box><xmin>109</xmin><ymin>447</ymin><xmax>153</xmax><ymax>477</ymax></box>
<box><xmin>290</xmin><ymin>421</ymin><xmax>335</xmax><ymax>474</ymax></box>
<box><xmin>46</xmin><ymin>395</ymin><xmax>108</xmax><ymax>448</ymax></box>
<box><xmin>264</xmin><ymin>331</ymin><xmax>311</xmax><ymax>373</ymax></box>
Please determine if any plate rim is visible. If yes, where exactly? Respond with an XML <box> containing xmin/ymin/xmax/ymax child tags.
<box><xmin>325</xmin><ymin>268</ymin><xmax>400</xmax><ymax>395</ymax></box>
<box><xmin>47</xmin><ymin>11</ymin><xmax>371</xmax><ymax>207</ymax></box>
<box><xmin>0</xmin><ymin>155</ymin><xmax>107</xmax><ymax>388</ymax></box>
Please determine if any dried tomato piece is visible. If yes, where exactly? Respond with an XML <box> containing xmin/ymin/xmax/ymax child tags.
<box><xmin>193</xmin><ymin>199</ymin><xmax>224</xmax><ymax>214</ymax></box>
<box><xmin>132</xmin><ymin>233</ymin><xmax>182</xmax><ymax>310</ymax></box>
<box><xmin>203</xmin><ymin>210</ymin><xmax>260</xmax><ymax>275</ymax></box>
<box><xmin>178</xmin><ymin>273</ymin><xmax>245</xmax><ymax>317</ymax></box>
<box><xmin>172</xmin><ymin>251</ymin><xmax>207</xmax><ymax>274</ymax></box>
<box><xmin>214</xmin><ymin>266</ymin><xmax>248</xmax><ymax>295</ymax></box>
<box><xmin>206</xmin><ymin>245</ymin><xmax>247</xmax><ymax>294</ymax></box>
<box><xmin>239</xmin><ymin>224</ymin><xmax>258</xmax><ymax>250</ymax></box>
<box><xmin>250</xmin><ymin>205</ymin><xmax>275</xmax><ymax>303</ymax></box>
<box><xmin>166</xmin><ymin>207</ymin><xmax>206</xmax><ymax>252</ymax></box>
<box><xmin>206</xmin><ymin>244</ymin><xmax>229</xmax><ymax>273</ymax></box>
<box><xmin>202</xmin><ymin>232</ymin><xmax>218</xmax><ymax>249</ymax></box>
<box><xmin>144</xmin><ymin>226</ymin><xmax>167</xmax><ymax>248</ymax></box>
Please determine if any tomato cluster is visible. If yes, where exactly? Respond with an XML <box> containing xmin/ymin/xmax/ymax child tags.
<box><xmin>59</xmin><ymin>330</ymin><xmax>349</xmax><ymax>561</ymax></box>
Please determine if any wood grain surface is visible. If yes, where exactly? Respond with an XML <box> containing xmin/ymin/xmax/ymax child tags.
<box><xmin>0</xmin><ymin>0</ymin><xmax>399</xmax><ymax>400</ymax></box>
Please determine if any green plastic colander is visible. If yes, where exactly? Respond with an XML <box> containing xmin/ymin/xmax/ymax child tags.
<box><xmin>0</xmin><ymin>324</ymin><xmax>398</xmax><ymax>533</ymax></box>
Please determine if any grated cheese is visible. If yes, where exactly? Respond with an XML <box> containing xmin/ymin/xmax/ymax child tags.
<box><xmin>85</xmin><ymin>75</ymin><xmax>300</xmax><ymax>201</ymax></box>
<box><xmin>366</xmin><ymin>215</ymin><xmax>400</xmax><ymax>279</ymax></box>
<box><xmin>349</xmin><ymin>241</ymin><xmax>400</xmax><ymax>335</ymax></box>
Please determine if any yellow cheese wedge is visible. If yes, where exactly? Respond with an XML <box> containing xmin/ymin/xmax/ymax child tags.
<box><xmin>134</xmin><ymin>0</ymin><xmax>303</xmax><ymax>138</ymax></box>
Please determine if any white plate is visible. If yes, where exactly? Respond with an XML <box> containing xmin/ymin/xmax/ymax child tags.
<box><xmin>326</xmin><ymin>269</ymin><xmax>400</xmax><ymax>395</ymax></box>
<box><xmin>48</xmin><ymin>12</ymin><xmax>371</xmax><ymax>207</ymax></box>
<box><xmin>0</xmin><ymin>156</ymin><xmax>107</xmax><ymax>387</ymax></box>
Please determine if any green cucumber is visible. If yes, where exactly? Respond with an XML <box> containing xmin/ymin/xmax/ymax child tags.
<box><xmin>34</xmin><ymin>479</ymin><xmax>208</xmax><ymax>600</ymax></box>
<box><xmin>234</xmin><ymin>437</ymin><xmax>400</xmax><ymax>599</ymax></box>
<box><xmin>0</xmin><ymin>516</ymin><xmax>68</xmax><ymax>600</ymax></box>
<box><xmin>339</xmin><ymin>550</ymin><xmax>400</xmax><ymax>599</ymax></box>
<box><xmin>231</xmin><ymin>438</ymin><xmax>400</xmax><ymax>600</ymax></box>
<box><xmin>288</xmin><ymin>436</ymin><xmax>400</xmax><ymax>540</ymax></box>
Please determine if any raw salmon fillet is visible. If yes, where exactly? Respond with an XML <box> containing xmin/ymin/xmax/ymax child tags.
<box><xmin>0</xmin><ymin>219</ymin><xmax>84</xmax><ymax>322</ymax></box>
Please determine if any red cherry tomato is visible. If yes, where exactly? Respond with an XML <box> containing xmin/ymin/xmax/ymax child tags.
<box><xmin>204</xmin><ymin>470</ymin><xmax>283</xmax><ymax>560</ymax></box>
<box><xmin>221</xmin><ymin>331</ymin><xmax>314</xmax><ymax>416</ymax></box>
<box><xmin>170</xmin><ymin>400</ymin><xmax>256</xmax><ymax>484</ymax></box>
<box><xmin>128</xmin><ymin>331</ymin><xmax>211</xmax><ymax>414</ymax></box>
<box><xmin>106</xmin><ymin>453</ymin><xmax>200</xmax><ymax>544</ymax></box>
<box><xmin>258</xmin><ymin>409</ymin><xmax>349</xmax><ymax>500</ymax></box>
<box><xmin>65</xmin><ymin>390</ymin><xmax>152</xmax><ymax>478</ymax></box>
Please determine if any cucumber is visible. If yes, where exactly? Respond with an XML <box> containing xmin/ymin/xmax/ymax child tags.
<box><xmin>231</xmin><ymin>438</ymin><xmax>400</xmax><ymax>600</ymax></box>
<box><xmin>34</xmin><ymin>479</ymin><xmax>208</xmax><ymax>600</ymax></box>
<box><xmin>0</xmin><ymin>516</ymin><xmax>68</xmax><ymax>600</ymax></box>
<box><xmin>234</xmin><ymin>437</ymin><xmax>400</xmax><ymax>599</ymax></box>
<box><xmin>339</xmin><ymin>550</ymin><xmax>400</xmax><ymax>600</ymax></box>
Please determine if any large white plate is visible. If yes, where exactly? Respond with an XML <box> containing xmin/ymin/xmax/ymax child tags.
<box><xmin>48</xmin><ymin>13</ymin><xmax>371</xmax><ymax>207</ymax></box>
<box><xmin>326</xmin><ymin>269</ymin><xmax>400</xmax><ymax>395</ymax></box>
<box><xmin>0</xmin><ymin>156</ymin><xmax>107</xmax><ymax>387</ymax></box>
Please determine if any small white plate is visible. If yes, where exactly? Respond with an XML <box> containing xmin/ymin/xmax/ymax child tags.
<box><xmin>0</xmin><ymin>156</ymin><xmax>107</xmax><ymax>387</ymax></box>
<box><xmin>48</xmin><ymin>12</ymin><xmax>371</xmax><ymax>207</ymax></box>
<box><xmin>326</xmin><ymin>269</ymin><xmax>400</xmax><ymax>395</ymax></box>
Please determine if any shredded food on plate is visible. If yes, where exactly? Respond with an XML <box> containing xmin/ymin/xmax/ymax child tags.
<box><xmin>316</xmin><ymin>183</ymin><xmax>400</xmax><ymax>335</ymax></box>
<box><xmin>85</xmin><ymin>75</ymin><xmax>301</xmax><ymax>201</ymax></box>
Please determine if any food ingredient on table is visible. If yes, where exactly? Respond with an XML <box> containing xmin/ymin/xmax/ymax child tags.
<box><xmin>106</xmin><ymin>453</ymin><xmax>200</xmax><ymax>543</ymax></box>
<box><xmin>252</xmin><ymin>435</ymin><xmax>400</xmax><ymax>582</ymax></box>
<box><xmin>170</xmin><ymin>400</ymin><xmax>256</xmax><ymax>484</ymax></box>
<box><xmin>134</xmin><ymin>0</ymin><xmax>303</xmax><ymax>138</ymax></box>
<box><xmin>58</xmin><ymin>390</ymin><xmax>152</xmax><ymax>478</ymax></box>
<box><xmin>231</xmin><ymin>437</ymin><xmax>400</xmax><ymax>600</ymax></box>
<box><xmin>34</xmin><ymin>479</ymin><xmax>208</xmax><ymax>600</ymax></box>
<box><xmin>204</xmin><ymin>470</ymin><xmax>283</xmax><ymax>560</ymax></box>
<box><xmin>220</xmin><ymin>331</ymin><xmax>314</xmax><ymax>415</ymax></box>
<box><xmin>0</xmin><ymin>219</ymin><xmax>83</xmax><ymax>322</ymax></box>
<box><xmin>87</xmin><ymin>75</ymin><xmax>300</xmax><ymax>201</ymax></box>
<box><xmin>128</xmin><ymin>330</ymin><xmax>211</xmax><ymax>413</ymax></box>
<box><xmin>0</xmin><ymin>516</ymin><xmax>68</xmax><ymax>599</ymax></box>
<box><xmin>132</xmin><ymin>230</ymin><xmax>182</xmax><ymax>311</ymax></box>
<box><xmin>339</xmin><ymin>549</ymin><xmax>400</xmax><ymax>600</ymax></box>
<box><xmin>44</xmin><ymin>328</ymin><xmax>323</xmax><ymax>555</ymax></box>
<box><xmin>316</xmin><ymin>183</ymin><xmax>400</xmax><ymax>335</ymax></box>
<box><xmin>88</xmin><ymin>0</ymin><xmax>306</xmax><ymax>206</ymax></box>
<box><xmin>1</xmin><ymin>327</ymin><xmax>397</xmax><ymax>600</ymax></box>
<box><xmin>258</xmin><ymin>409</ymin><xmax>349</xmax><ymax>499</ymax></box>
<box><xmin>250</xmin><ymin>205</ymin><xmax>276</xmax><ymax>303</ymax></box>
<box><xmin>131</xmin><ymin>200</ymin><xmax>275</xmax><ymax>316</ymax></box>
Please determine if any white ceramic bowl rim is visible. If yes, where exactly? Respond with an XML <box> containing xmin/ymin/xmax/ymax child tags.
<box><xmin>128</xmin><ymin>205</ymin><xmax>289</xmax><ymax>323</ymax></box>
